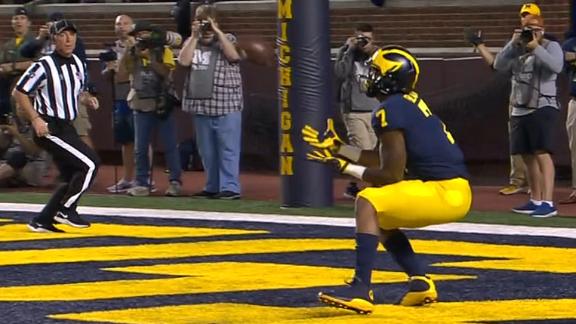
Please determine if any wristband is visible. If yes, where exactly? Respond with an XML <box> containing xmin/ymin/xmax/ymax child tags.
<box><xmin>342</xmin><ymin>163</ymin><xmax>366</xmax><ymax>180</ymax></box>
<box><xmin>337</xmin><ymin>144</ymin><xmax>362</xmax><ymax>163</ymax></box>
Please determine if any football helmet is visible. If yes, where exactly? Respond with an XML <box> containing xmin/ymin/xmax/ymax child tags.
<box><xmin>365</xmin><ymin>45</ymin><xmax>420</xmax><ymax>97</ymax></box>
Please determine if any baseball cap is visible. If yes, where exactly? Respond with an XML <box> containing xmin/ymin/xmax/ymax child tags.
<box><xmin>519</xmin><ymin>3</ymin><xmax>541</xmax><ymax>17</ymax></box>
<box><xmin>129</xmin><ymin>21</ymin><xmax>156</xmax><ymax>35</ymax></box>
<box><xmin>50</xmin><ymin>19</ymin><xmax>77</xmax><ymax>35</ymax></box>
<box><xmin>13</xmin><ymin>7</ymin><xmax>29</xmax><ymax>17</ymax></box>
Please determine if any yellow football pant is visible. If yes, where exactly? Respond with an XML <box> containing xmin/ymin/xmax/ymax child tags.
<box><xmin>357</xmin><ymin>177</ymin><xmax>472</xmax><ymax>230</ymax></box>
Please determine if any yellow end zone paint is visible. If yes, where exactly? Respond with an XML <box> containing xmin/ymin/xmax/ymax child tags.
<box><xmin>50</xmin><ymin>300</ymin><xmax>576</xmax><ymax>324</ymax></box>
<box><xmin>0</xmin><ymin>238</ymin><xmax>574</xmax><ymax>275</ymax></box>
<box><xmin>0</xmin><ymin>223</ymin><xmax>267</xmax><ymax>242</ymax></box>
<box><xmin>0</xmin><ymin>262</ymin><xmax>473</xmax><ymax>301</ymax></box>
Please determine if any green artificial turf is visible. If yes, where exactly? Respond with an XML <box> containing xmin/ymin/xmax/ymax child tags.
<box><xmin>1</xmin><ymin>192</ymin><xmax>575</xmax><ymax>228</ymax></box>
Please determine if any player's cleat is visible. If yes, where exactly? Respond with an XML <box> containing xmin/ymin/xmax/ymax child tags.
<box><xmin>28</xmin><ymin>220</ymin><xmax>65</xmax><ymax>233</ymax></box>
<box><xmin>511</xmin><ymin>201</ymin><xmax>539</xmax><ymax>214</ymax></box>
<box><xmin>54</xmin><ymin>208</ymin><xmax>91</xmax><ymax>228</ymax></box>
<box><xmin>318</xmin><ymin>277</ymin><xmax>374</xmax><ymax>314</ymax></box>
<box><xmin>398</xmin><ymin>275</ymin><xmax>438</xmax><ymax>306</ymax></box>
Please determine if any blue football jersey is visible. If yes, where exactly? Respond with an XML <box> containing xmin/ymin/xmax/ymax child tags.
<box><xmin>371</xmin><ymin>92</ymin><xmax>469</xmax><ymax>180</ymax></box>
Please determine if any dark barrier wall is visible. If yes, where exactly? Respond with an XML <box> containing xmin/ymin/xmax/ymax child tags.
<box><xmin>87</xmin><ymin>56</ymin><xmax>571</xmax><ymax>171</ymax></box>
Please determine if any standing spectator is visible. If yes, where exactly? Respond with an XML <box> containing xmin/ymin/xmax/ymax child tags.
<box><xmin>464</xmin><ymin>3</ymin><xmax>545</xmax><ymax>196</ymax></box>
<box><xmin>560</xmin><ymin>32</ymin><xmax>576</xmax><ymax>203</ymax></box>
<box><xmin>103</xmin><ymin>14</ymin><xmax>136</xmax><ymax>193</ymax></box>
<box><xmin>118</xmin><ymin>21</ymin><xmax>182</xmax><ymax>197</ymax></box>
<box><xmin>0</xmin><ymin>7</ymin><xmax>35</xmax><ymax>117</ymax></box>
<box><xmin>494</xmin><ymin>15</ymin><xmax>563</xmax><ymax>217</ymax></box>
<box><xmin>334</xmin><ymin>23</ymin><xmax>379</xmax><ymax>199</ymax></box>
<box><xmin>12</xmin><ymin>20</ymin><xmax>100</xmax><ymax>232</ymax></box>
<box><xmin>178</xmin><ymin>5</ymin><xmax>243</xmax><ymax>200</ymax></box>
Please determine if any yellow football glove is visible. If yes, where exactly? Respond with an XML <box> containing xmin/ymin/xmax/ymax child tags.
<box><xmin>306</xmin><ymin>149</ymin><xmax>349</xmax><ymax>173</ymax></box>
<box><xmin>302</xmin><ymin>118</ymin><xmax>344</xmax><ymax>152</ymax></box>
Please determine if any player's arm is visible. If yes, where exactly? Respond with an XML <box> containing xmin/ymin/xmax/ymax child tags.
<box><xmin>361</xmin><ymin>130</ymin><xmax>406</xmax><ymax>186</ymax></box>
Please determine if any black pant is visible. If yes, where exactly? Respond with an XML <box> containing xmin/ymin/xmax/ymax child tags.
<box><xmin>33</xmin><ymin>117</ymin><xmax>100</xmax><ymax>223</ymax></box>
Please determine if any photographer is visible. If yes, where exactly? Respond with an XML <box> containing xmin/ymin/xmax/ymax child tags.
<box><xmin>117</xmin><ymin>21</ymin><xmax>182</xmax><ymax>197</ymax></box>
<box><xmin>494</xmin><ymin>15</ymin><xmax>563</xmax><ymax>217</ymax></box>
<box><xmin>178</xmin><ymin>4</ymin><xmax>243</xmax><ymax>200</ymax></box>
<box><xmin>334</xmin><ymin>23</ymin><xmax>379</xmax><ymax>199</ymax></box>
<box><xmin>0</xmin><ymin>110</ymin><xmax>46</xmax><ymax>188</ymax></box>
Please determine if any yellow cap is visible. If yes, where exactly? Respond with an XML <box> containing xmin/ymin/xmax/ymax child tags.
<box><xmin>520</xmin><ymin>3</ymin><xmax>541</xmax><ymax>17</ymax></box>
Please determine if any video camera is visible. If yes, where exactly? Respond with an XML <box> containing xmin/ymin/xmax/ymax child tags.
<box><xmin>131</xmin><ymin>22</ymin><xmax>182</xmax><ymax>51</ymax></box>
<box><xmin>98</xmin><ymin>44</ymin><xmax>118</xmax><ymax>63</ymax></box>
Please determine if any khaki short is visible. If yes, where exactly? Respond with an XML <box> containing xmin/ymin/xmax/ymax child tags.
<box><xmin>73</xmin><ymin>103</ymin><xmax>92</xmax><ymax>136</ymax></box>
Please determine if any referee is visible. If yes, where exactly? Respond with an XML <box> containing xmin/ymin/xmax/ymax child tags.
<box><xmin>13</xmin><ymin>20</ymin><xmax>100</xmax><ymax>233</ymax></box>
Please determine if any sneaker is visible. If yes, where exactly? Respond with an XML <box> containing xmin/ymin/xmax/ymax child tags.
<box><xmin>398</xmin><ymin>275</ymin><xmax>438</xmax><ymax>306</ymax></box>
<box><xmin>530</xmin><ymin>202</ymin><xmax>558</xmax><ymax>218</ymax></box>
<box><xmin>213</xmin><ymin>191</ymin><xmax>241</xmax><ymax>200</ymax></box>
<box><xmin>499</xmin><ymin>184</ymin><xmax>529</xmax><ymax>195</ymax></box>
<box><xmin>343</xmin><ymin>182</ymin><xmax>360</xmax><ymax>199</ymax></box>
<box><xmin>106</xmin><ymin>179</ymin><xmax>134</xmax><ymax>193</ymax></box>
<box><xmin>318</xmin><ymin>277</ymin><xmax>374</xmax><ymax>314</ymax></box>
<box><xmin>165</xmin><ymin>181</ymin><xmax>182</xmax><ymax>197</ymax></box>
<box><xmin>191</xmin><ymin>190</ymin><xmax>219</xmax><ymax>199</ymax></box>
<box><xmin>128</xmin><ymin>185</ymin><xmax>150</xmax><ymax>197</ymax></box>
<box><xmin>54</xmin><ymin>209</ymin><xmax>90</xmax><ymax>228</ymax></box>
<box><xmin>511</xmin><ymin>201</ymin><xmax>539</xmax><ymax>214</ymax></box>
<box><xmin>27</xmin><ymin>220</ymin><xmax>65</xmax><ymax>233</ymax></box>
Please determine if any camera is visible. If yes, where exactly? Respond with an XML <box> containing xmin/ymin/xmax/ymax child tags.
<box><xmin>356</xmin><ymin>35</ymin><xmax>370</xmax><ymax>48</ymax></box>
<box><xmin>520</xmin><ymin>27</ymin><xmax>534</xmax><ymax>43</ymax></box>
<box><xmin>200</xmin><ymin>20</ymin><xmax>212</xmax><ymax>33</ymax></box>
<box><xmin>98</xmin><ymin>48</ymin><xmax>117</xmax><ymax>62</ymax></box>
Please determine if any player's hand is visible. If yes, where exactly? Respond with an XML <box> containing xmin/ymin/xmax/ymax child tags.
<box><xmin>302</xmin><ymin>118</ymin><xmax>344</xmax><ymax>152</ymax></box>
<box><xmin>307</xmin><ymin>149</ymin><xmax>349</xmax><ymax>173</ymax></box>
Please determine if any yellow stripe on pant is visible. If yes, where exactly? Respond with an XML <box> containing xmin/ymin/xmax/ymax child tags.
<box><xmin>357</xmin><ymin>177</ymin><xmax>472</xmax><ymax>229</ymax></box>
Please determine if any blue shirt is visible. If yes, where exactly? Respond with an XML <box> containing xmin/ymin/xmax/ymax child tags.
<box><xmin>562</xmin><ymin>36</ymin><xmax>576</xmax><ymax>97</ymax></box>
<box><xmin>371</xmin><ymin>92</ymin><xmax>468</xmax><ymax>181</ymax></box>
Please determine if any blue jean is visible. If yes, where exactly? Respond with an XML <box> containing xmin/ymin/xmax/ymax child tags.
<box><xmin>134</xmin><ymin>111</ymin><xmax>181</xmax><ymax>186</ymax></box>
<box><xmin>194</xmin><ymin>111</ymin><xmax>242</xmax><ymax>193</ymax></box>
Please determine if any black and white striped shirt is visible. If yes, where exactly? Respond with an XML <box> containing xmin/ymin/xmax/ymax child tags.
<box><xmin>16</xmin><ymin>53</ymin><xmax>86</xmax><ymax>121</ymax></box>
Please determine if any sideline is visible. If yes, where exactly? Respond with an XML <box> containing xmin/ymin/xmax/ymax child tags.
<box><xmin>1</xmin><ymin>203</ymin><xmax>575</xmax><ymax>239</ymax></box>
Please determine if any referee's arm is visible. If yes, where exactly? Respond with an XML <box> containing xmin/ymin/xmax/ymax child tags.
<box><xmin>12</xmin><ymin>62</ymin><xmax>49</xmax><ymax>137</ymax></box>
<box><xmin>13</xmin><ymin>89</ymin><xmax>49</xmax><ymax>137</ymax></box>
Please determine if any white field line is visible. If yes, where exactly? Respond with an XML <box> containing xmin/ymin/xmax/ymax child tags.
<box><xmin>1</xmin><ymin>203</ymin><xmax>575</xmax><ymax>239</ymax></box>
